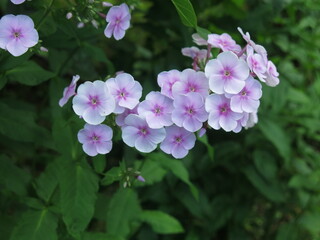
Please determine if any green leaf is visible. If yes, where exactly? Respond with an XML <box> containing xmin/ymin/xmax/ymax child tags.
<box><xmin>139</xmin><ymin>210</ymin><xmax>184</xmax><ymax>234</ymax></box>
<box><xmin>0</xmin><ymin>102</ymin><xmax>52</xmax><ymax>145</ymax></box>
<box><xmin>59</xmin><ymin>160</ymin><xmax>99</xmax><ymax>238</ymax></box>
<box><xmin>171</xmin><ymin>0</ymin><xmax>197</xmax><ymax>28</ymax></box>
<box><xmin>6</xmin><ymin>61</ymin><xmax>55</xmax><ymax>86</ymax></box>
<box><xmin>258</xmin><ymin>118</ymin><xmax>291</xmax><ymax>162</ymax></box>
<box><xmin>299</xmin><ymin>212</ymin><xmax>320</xmax><ymax>234</ymax></box>
<box><xmin>134</xmin><ymin>159</ymin><xmax>167</xmax><ymax>186</ymax></box>
<box><xmin>92</xmin><ymin>155</ymin><xmax>107</xmax><ymax>174</ymax></box>
<box><xmin>276</xmin><ymin>223</ymin><xmax>299</xmax><ymax>240</ymax></box>
<box><xmin>151</xmin><ymin>153</ymin><xmax>198</xmax><ymax>199</ymax></box>
<box><xmin>198</xmin><ymin>134</ymin><xmax>214</xmax><ymax>161</ymax></box>
<box><xmin>243</xmin><ymin>166</ymin><xmax>286</xmax><ymax>202</ymax></box>
<box><xmin>106</xmin><ymin>188</ymin><xmax>141</xmax><ymax>238</ymax></box>
<box><xmin>83</xmin><ymin>232</ymin><xmax>125</xmax><ymax>240</ymax></box>
<box><xmin>101</xmin><ymin>167</ymin><xmax>122</xmax><ymax>186</ymax></box>
<box><xmin>10</xmin><ymin>210</ymin><xmax>58</xmax><ymax>240</ymax></box>
<box><xmin>0</xmin><ymin>154</ymin><xmax>31</xmax><ymax>196</ymax></box>
<box><xmin>253</xmin><ymin>150</ymin><xmax>277</xmax><ymax>180</ymax></box>
<box><xmin>34</xmin><ymin>158</ymin><xmax>60</xmax><ymax>203</ymax></box>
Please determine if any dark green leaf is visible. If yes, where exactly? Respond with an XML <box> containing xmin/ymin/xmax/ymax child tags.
<box><xmin>171</xmin><ymin>0</ymin><xmax>197</xmax><ymax>28</ymax></box>
<box><xmin>10</xmin><ymin>210</ymin><xmax>58</xmax><ymax>240</ymax></box>
<box><xmin>6</xmin><ymin>61</ymin><xmax>55</xmax><ymax>86</ymax></box>
<box><xmin>134</xmin><ymin>159</ymin><xmax>167</xmax><ymax>186</ymax></box>
<box><xmin>83</xmin><ymin>232</ymin><xmax>125</xmax><ymax>240</ymax></box>
<box><xmin>258</xmin><ymin>118</ymin><xmax>291</xmax><ymax>162</ymax></box>
<box><xmin>106</xmin><ymin>188</ymin><xmax>141</xmax><ymax>238</ymax></box>
<box><xmin>243</xmin><ymin>166</ymin><xmax>286</xmax><ymax>202</ymax></box>
<box><xmin>0</xmin><ymin>154</ymin><xmax>31</xmax><ymax>196</ymax></box>
<box><xmin>0</xmin><ymin>102</ymin><xmax>52</xmax><ymax>145</ymax></box>
<box><xmin>151</xmin><ymin>153</ymin><xmax>198</xmax><ymax>199</ymax></box>
<box><xmin>253</xmin><ymin>150</ymin><xmax>278</xmax><ymax>180</ymax></box>
<box><xmin>59</xmin><ymin>160</ymin><xmax>99</xmax><ymax>238</ymax></box>
<box><xmin>101</xmin><ymin>167</ymin><xmax>122</xmax><ymax>186</ymax></box>
<box><xmin>139</xmin><ymin>210</ymin><xmax>184</xmax><ymax>234</ymax></box>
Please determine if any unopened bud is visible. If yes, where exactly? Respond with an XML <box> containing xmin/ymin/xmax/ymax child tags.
<box><xmin>102</xmin><ymin>1</ymin><xmax>113</xmax><ymax>7</ymax></box>
<box><xmin>40</xmin><ymin>46</ymin><xmax>48</xmax><ymax>52</ymax></box>
<box><xmin>66</xmin><ymin>12</ymin><xmax>73</xmax><ymax>20</ymax></box>
<box><xmin>137</xmin><ymin>175</ymin><xmax>145</xmax><ymax>182</ymax></box>
<box><xmin>77</xmin><ymin>22</ymin><xmax>85</xmax><ymax>28</ymax></box>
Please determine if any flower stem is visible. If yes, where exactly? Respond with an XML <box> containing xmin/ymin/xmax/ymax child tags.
<box><xmin>36</xmin><ymin>0</ymin><xmax>56</xmax><ymax>30</ymax></box>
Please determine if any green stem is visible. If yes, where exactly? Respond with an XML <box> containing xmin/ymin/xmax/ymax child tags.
<box><xmin>36</xmin><ymin>0</ymin><xmax>56</xmax><ymax>30</ymax></box>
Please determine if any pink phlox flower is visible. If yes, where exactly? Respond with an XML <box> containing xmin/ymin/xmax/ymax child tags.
<box><xmin>121</xmin><ymin>114</ymin><xmax>166</xmax><ymax>153</ymax></box>
<box><xmin>207</xmin><ymin>33</ymin><xmax>241</xmax><ymax>53</ymax></box>
<box><xmin>205</xmin><ymin>51</ymin><xmax>249</xmax><ymax>94</ymax></box>
<box><xmin>10</xmin><ymin>0</ymin><xmax>26</xmax><ymax>4</ymax></box>
<box><xmin>238</xmin><ymin>27</ymin><xmax>268</xmax><ymax>63</ymax></box>
<box><xmin>106</xmin><ymin>73</ymin><xmax>142</xmax><ymax>114</ymax></box>
<box><xmin>138</xmin><ymin>91</ymin><xmax>174</xmax><ymax>129</ymax></box>
<box><xmin>181</xmin><ymin>47</ymin><xmax>208</xmax><ymax>60</ymax></box>
<box><xmin>0</xmin><ymin>14</ymin><xmax>39</xmax><ymax>57</ymax></box>
<box><xmin>227</xmin><ymin>76</ymin><xmax>262</xmax><ymax>113</ymax></box>
<box><xmin>104</xmin><ymin>3</ymin><xmax>131</xmax><ymax>40</ymax></box>
<box><xmin>78</xmin><ymin>123</ymin><xmax>113</xmax><ymax>156</ymax></box>
<box><xmin>172</xmin><ymin>69</ymin><xmax>209</xmax><ymax>98</ymax></box>
<box><xmin>115</xmin><ymin>106</ymin><xmax>138</xmax><ymax>127</ymax></box>
<box><xmin>192</xmin><ymin>33</ymin><xmax>208</xmax><ymax>46</ymax></box>
<box><xmin>205</xmin><ymin>94</ymin><xmax>243</xmax><ymax>132</ymax></box>
<box><xmin>245</xmin><ymin>111</ymin><xmax>258</xmax><ymax>129</ymax></box>
<box><xmin>265</xmin><ymin>60</ymin><xmax>280</xmax><ymax>87</ymax></box>
<box><xmin>160</xmin><ymin>125</ymin><xmax>196</xmax><ymax>159</ymax></box>
<box><xmin>59</xmin><ymin>75</ymin><xmax>80</xmax><ymax>107</ymax></box>
<box><xmin>246</xmin><ymin>45</ymin><xmax>267</xmax><ymax>82</ymax></box>
<box><xmin>157</xmin><ymin>69</ymin><xmax>182</xmax><ymax>99</ymax></box>
<box><xmin>233</xmin><ymin>112</ymin><xmax>249</xmax><ymax>133</ymax></box>
<box><xmin>172</xmin><ymin>92</ymin><xmax>208</xmax><ymax>132</ymax></box>
<box><xmin>72</xmin><ymin>80</ymin><xmax>115</xmax><ymax>125</ymax></box>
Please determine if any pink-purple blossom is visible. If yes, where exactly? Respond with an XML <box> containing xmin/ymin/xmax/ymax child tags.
<box><xmin>265</xmin><ymin>60</ymin><xmax>280</xmax><ymax>87</ymax></box>
<box><xmin>172</xmin><ymin>92</ymin><xmax>208</xmax><ymax>132</ymax></box>
<box><xmin>72</xmin><ymin>80</ymin><xmax>115</xmax><ymax>125</ymax></box>
<box><xmin>172</xmin><ymin>69</ymin><xmax>209</xmax><ymax>98</ymax></box>
<box><xmin>106</xmin><ymin>73</ymin><xmax>142</xmax><ymax>114</ymax></box>
<box><xmin>78</xmin><ymin>123</ymin><xmax>113</xmax><ymax>156</ymax></box>
<box><xmin>10</xmin><ymin>0</ymin><xmax>26</xmax><ymax>4</ymax></box>
<box><xmin>192</xmin><ymin>33</ymin><xmax>208</xmax><ymax>46</ymax></box>
<box><xmin>104</xmin><ymin>3</ymin><xmax>131</xmax><ymax>40</ymax></box>
<box><xmin>181</xmin><ymin>47</ymin><xmax>207</xmax><ymax>60</ymax></box>
<box><xmin>228</xmin><ymin>76</ymin><xmax>262</xmax><ymax>113</ymax></box>
<box><xmin>205</xmin><ymin>51</ymin><xmax>249</xmax><ymax>94</ymax></box>
<box><xmin>138</xmin><ymin>91</ymin><xmax>174</xmax><ymax>129</ymax></box>
<box><xmin>157</xmin><ymin>70</ymin><xmax>181</xmax><ymax>99</ymax></box>
<box><xmin>0</xmin><ymin>14</ymin><xmax>39</xmax><ymax>57</ymax></box>
<box><xmin>205</xmin><ymin>94</ymin><xmax>243</xmax><ymax>132</ymax></box>
<box><xmin>207</xmin><ymin>33</ymin><xmax>241</xmax><ymax>53</ymax></box>
<box><xmin>115</xmin><ymin>106</ymin><xmax>138</xmax><ymax>127</ymax></box>
<box><xmin>246</xmin><ymin>46</ymin><xmax>267</xmax><ymax>82</ymax></box>
<box><xmin>59</xmin><ymin>75</ymin><xmax>80</xmax><ymax>107</ymax></box>
<box><xmin>160</xmin><ymin>125</ymin><xmax>196</xmax><ymax>159</ymax></box>
<box><xmin>121</xmin><ymin>114</ymin><xmax>166</xmax><ymax>153</ymax></box>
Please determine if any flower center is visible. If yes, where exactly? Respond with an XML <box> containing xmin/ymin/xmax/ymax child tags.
<box><xmin>186</xmin><ymin>106</ymin><xmax>195</xmax><ymax>116</ymax></box>
<box><xmin>91</xmin><ymin>135</ymin><xmax>100</xmax><ymax>142</ymax></box>
<box><xmin>12</xmin><ymin>29</ymin><xmax>22</xmax><ymax>39</ymax></box>
<box><xmin>89</xmin><ymin>95</ymin><xmax>100</xmax><ymax>108</ymax></box>
<box><xmin>224</xmin><ymin>70</ymin><xmax>231</xmax><ymax>77</ymax></box>
<box><xmin>175</xmin><ymin>136</ymin><xmax>182</xmax><ymax>143</ymax></box>
<box><xmin>139</xmin><ymin>127</ymin><xmax>149</xmax><ymax>136</ymax></box>
<box><xmin>219</xmin><ymin>104</ymin><xmax>230</xmax><ymax>114</ymax></box>
<box><xmin>118</xmin><ymin>88</ymin><xmax>128</xmax><ymax>100</ymax></box>
<box><xmin>241</xmin><ymin>90</ymin><xmax>247</xmax><ymax>96</ymax></box>
<box><xmin>153</xmin><ymin>105</ymin><xmax>163</xmax><ymax>116</ymax></box>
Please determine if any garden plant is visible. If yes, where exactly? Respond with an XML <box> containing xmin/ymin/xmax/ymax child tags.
<box><xmin>0</xmin><ymin>0</ymin><xmax>320</xmax><ymax>239</ymax></box>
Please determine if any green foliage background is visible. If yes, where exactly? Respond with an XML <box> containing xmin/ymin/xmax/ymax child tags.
<box><xmin>0</xmin><ymin>0</ymin><xmax>320</xmax><ymax>239</ymax></box>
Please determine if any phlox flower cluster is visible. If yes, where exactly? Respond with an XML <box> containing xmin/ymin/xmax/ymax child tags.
<box><xmin>60</xmin><ymin>27</ymin><xmax>279</xmax><ymax>160</ymax></box>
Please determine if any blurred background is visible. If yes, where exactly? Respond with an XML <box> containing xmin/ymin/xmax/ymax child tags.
<box><xmin>0</xmin><ymin>0</ymin><xmax>320</xmax><ymax>239</ymax></box>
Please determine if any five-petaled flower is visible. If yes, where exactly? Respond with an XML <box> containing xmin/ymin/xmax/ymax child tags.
<box><xmin>0</xmin><ymin>14</ymin><xmax>39</xmax><ymax>57</ymax></box>
<box><xmin>72</xmin><ymin>80</ymin><xmax>115</xmax><ymax>125</ymax></box>
<box><xmin>78</xmin><ymin>124</ymin><xmax>113</xmax><ymax>156</ymax></box>
<box><xmin>104</xmin><ymin>3</ymin><xmax>131</xmax><ymax>40</ymax></box>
